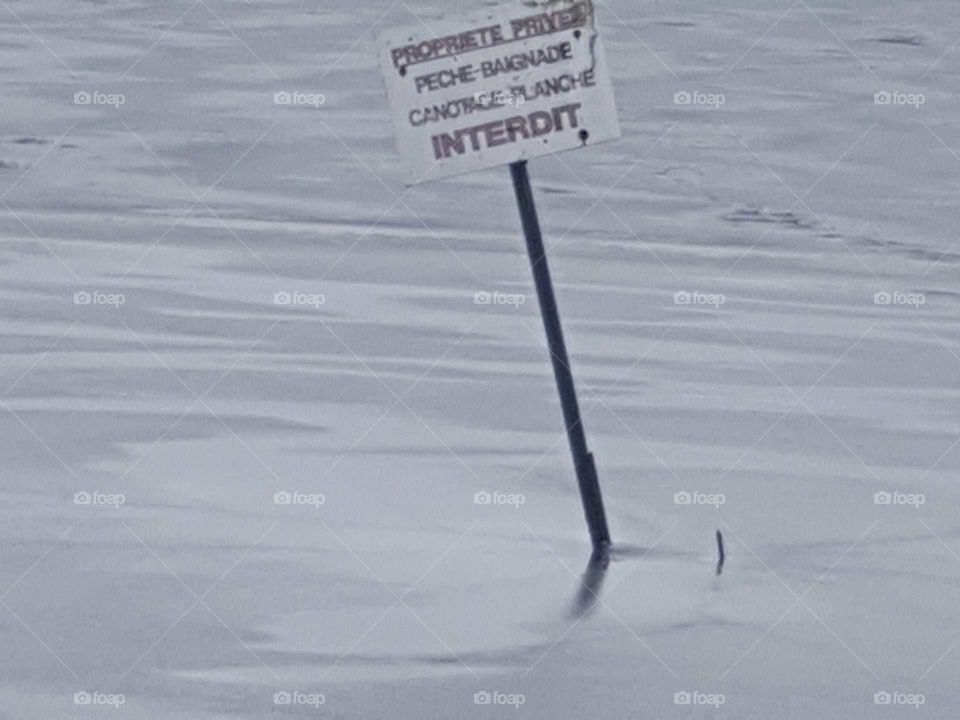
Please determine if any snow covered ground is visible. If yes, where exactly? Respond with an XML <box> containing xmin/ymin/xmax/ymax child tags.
<box><xmin>2</xmin><ymin>0</ymin><xmax>960</xmax><ymax>716</ymax></box>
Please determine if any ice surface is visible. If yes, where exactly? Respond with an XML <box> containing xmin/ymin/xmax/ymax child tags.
<box><xmin>2</xmin><ymin>0</ymin><xmax>960</xmax><ymax>717</ymax></box>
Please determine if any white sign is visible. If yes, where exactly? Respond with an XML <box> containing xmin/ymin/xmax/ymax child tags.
<box><xmin>378</xmin><ymin>0</ymin><xmax>620</xmax><ymax>185</ymax></box>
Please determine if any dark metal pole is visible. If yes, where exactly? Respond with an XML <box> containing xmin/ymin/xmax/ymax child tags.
<box><xmin>509</xmin><ymin>160</ymin><xmax>611</xmax><ymax>550</ymax></box>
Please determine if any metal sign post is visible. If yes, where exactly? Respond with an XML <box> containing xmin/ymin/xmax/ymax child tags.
<box><xmin>510</xmin><ymin>160</ymin><xmax>610</xmax><ymax>550</ymax></box>
<box><xmin>378</xmin><ymin>0</ymin><xmax>620</xmax><ymax>550</ymax></box>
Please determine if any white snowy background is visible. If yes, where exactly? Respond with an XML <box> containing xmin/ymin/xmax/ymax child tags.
<box><xmin>1</xmin><ymin>0</ymin><xmax>959</xmax><ymax>717</ymax></box>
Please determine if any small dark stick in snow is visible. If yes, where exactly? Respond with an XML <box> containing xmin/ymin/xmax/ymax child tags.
<box><xmin>716</xmin><ymin>530</ymin><xmax>725</xmax><ymax>575</ymax></box>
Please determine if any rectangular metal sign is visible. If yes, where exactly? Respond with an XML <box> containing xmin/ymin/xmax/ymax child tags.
<box><xmin>378</xmin><ymin>0</ymin><xmax>621</xmax><ymax>185</ymax></box>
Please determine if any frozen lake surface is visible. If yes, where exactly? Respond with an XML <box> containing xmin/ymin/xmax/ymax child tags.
<box><xmin>2</xmin><ymin>0</ymin><xmax>960</xmax><ymax>716</ymax></box>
